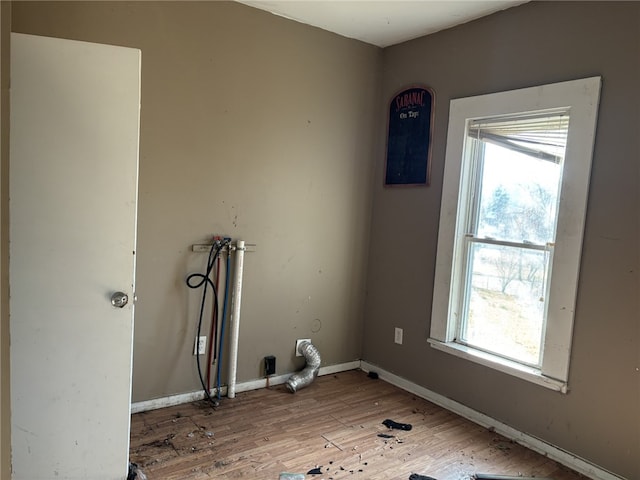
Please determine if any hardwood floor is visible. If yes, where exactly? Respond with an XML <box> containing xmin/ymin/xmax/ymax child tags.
<box><xmin>130</xmin><ymin>370</ymin><xmax>586</xmax><ymax>480</ymax></box>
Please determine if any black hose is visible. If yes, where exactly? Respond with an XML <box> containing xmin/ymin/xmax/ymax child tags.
<box><xmin>186</xmin><ymin>239</ymin><xmax>230</xmax><ymax>405</ymax></box>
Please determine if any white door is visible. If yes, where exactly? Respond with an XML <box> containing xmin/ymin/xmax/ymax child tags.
<box><xmin>10</xmin><ymin>33</ymin><xmax>140</xmax><ymax>480</ymax></box>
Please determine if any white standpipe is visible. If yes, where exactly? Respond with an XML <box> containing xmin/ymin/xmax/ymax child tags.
<box><xmin>227</xmin><ymin>239</ymin><xmax>245</xmax><ymax>399</ymax></box>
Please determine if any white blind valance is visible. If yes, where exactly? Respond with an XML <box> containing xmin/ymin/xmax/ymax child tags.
<box><xmin>468</xmin><ymin>112</ymin><xmax>570</xmax><ymax>163</ymax></box>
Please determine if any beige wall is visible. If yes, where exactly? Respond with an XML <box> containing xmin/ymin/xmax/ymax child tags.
<box><xmin>9</xmin><ymin>1</ymin><xmax>640</xmax><ymax>479</ymax></box>
<box><xmin>0</xmin><ymin>1</ymin><xmax>11</xmax><ymax>478</ymax></box>
<box><xmin>11</xmin><ymin>1</ymin><xmax>381</xmax><ymax>401</ymax></box>
<box><xmin>365</xmin><ymin>2</ymin><xmax>640</xmax><ymax>478</ymax></box>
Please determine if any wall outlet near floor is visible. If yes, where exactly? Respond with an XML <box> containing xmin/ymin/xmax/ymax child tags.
<box><xmin>194</xmin><ymin>335</ymin><xmax>206</xmax><ymax>355</ymax></box>
<box><xmin>264</xmin><ymin>355</ymin><xmax>276</xmax><ymax>376</ymax></box>
<box><xmin>394</xmin><ymin>327</ymin><xmax>403</xmax><ymax>345</ymax></box>
<box><xmin>295</xmin><ymin>338</ymin><xmax>311</xmax><ymax>356</ymax></box>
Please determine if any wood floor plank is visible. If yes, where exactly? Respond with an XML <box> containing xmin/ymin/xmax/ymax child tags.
<box><xmin>130</xmin><ymin>370</ymin><xmax>587</xmax><ymax>480</ymax></box>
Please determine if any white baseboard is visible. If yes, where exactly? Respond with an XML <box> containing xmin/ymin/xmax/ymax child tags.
<box><xmin>131</xmin><ymin>388</ymin><xmax>212</xmax><ymax>414</ymax></box>
<box><xmin>130</xmin><ymin>360</ymin><xmax>361</xmax><ymax>414</ymax></box>
<box><xmin>232</xmin><ymin>360</ymin><xmax>361</xmax><ymax>393</ymax></box>
<box><xmin>319</xmin><ymin>360</ymin><xmax>361</xmax><ymax>376</ymax></box>
<box><xmin>359</xmin><ymin>361</ymin><xmax>625</xmax><ymax>480</ymax></box>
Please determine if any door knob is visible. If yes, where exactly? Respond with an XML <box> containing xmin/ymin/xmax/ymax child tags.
<box><xmin>111</xmin><ymin>291</ymin><xmax>129</xmax><ymax>308</ymax></box>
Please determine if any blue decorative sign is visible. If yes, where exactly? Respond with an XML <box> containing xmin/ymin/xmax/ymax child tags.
<box><xmin>385</xmin><ymin>86</ymin><xmax>434</xmax><ymax>186</ymax></box>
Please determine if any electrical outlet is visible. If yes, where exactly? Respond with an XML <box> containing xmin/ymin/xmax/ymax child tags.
<box><xmin>194</xmin><ymin>336</ymin><xmax>206</xmax><ymax>355</ymax></box>
<box><xmin>264</xmin><ymin>355</ymin><xmax>276</xmax><ymax>376</ymax></box>
<box><xmin>394</xmin><ymin>327</ymin><xmax>403</xmax><ymax>345</ymax></box>
<box><xmin>295</xmin><ymin>338</ymin><xmax>311</xmax><ymax>356</ymax></box>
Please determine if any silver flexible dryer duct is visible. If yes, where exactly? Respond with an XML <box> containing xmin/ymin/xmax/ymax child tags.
<box><xmin>286</xmin><ymin>341</ymin><xmax>321</xmax><ymax>393</ymax></box>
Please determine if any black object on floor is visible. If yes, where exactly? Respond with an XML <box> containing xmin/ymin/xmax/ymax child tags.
<box><xmin>127</xmin><ymin>463</ymin><xmax>147</xmax><ymax>480</ymax></box>
<box><xmin>367</xmin><ymin>371</ymin><xmax>379</xmax><ymax>379</ymax></box>
<box><xmin>377</xmin><ymin>433</ymin><xmax>394</xmax><ymax>438</ymax></box>
<box><xmin>383</xmin><ymin>418</ymin><xmax>412</xmax><ymax>431</ymax></box>
<box><xmin>307</xmin><ymin>467</ymin><xmax>323</xmax><ymax>475</ymax></box>
<box><xmin>409</xmin><ymin>474</ymin><xmax>437</xmax><ymax>480</ymax></box>
<box><xmin>127</xmin><ymin>463</ymin><xmax>136</xmax><ymax>480</ymax></box>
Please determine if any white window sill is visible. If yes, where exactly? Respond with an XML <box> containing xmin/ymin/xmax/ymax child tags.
<box><xmin>427</xmin><ymin>339</ymin><xmax>568</xmax><ymax>393</ymax></box>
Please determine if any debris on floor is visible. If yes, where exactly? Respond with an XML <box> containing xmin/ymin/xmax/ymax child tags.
<box><xmin>382</xmin><ymin>418</ymin><xmax>412</xmax><ymax>431</ymax></box>
<box><xmin>306</xmin><ymin>466</ymin><xmax>323</xmax><ymax>474</ymax></box>
<box><xmin>279</xmin><ymin>473</ymin><xmax>305</xmax><ymax>480</ymax></box>
<box><xmin>490</xmin><ymin>438</ymin><xmax>514</xmax><ymax>452</ymax></box>
<box><xmin>409</xmin><ymin>474</ymin><xmax>437</xmax><ymax>480</ymax></box>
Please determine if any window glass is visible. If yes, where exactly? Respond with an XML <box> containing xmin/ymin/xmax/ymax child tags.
<box><xmin>475</xmin><ymin>142</ymin><xmax>562</xmax><ymax>245</ymax></box>
<box><xmin>457</xmin><ymin>113</ymin><xmax>568</xmax><ymax>365</ymax></box>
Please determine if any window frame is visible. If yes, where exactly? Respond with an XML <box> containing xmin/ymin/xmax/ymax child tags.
<box><xmin>429</xmin><ymin>77</ymin><xmax>601</xmax><ymax>392</ymax></box>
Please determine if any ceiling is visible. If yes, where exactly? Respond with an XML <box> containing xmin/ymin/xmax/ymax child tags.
<box><xmin>236</xmin><ymin>0</ymin><xmax>529</xmax><ymax>48</ymax></box>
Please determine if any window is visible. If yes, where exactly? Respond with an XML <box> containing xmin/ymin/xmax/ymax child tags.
<box><xmin>430</xmin><ymin>78</ymin><xmax>601</xmax><ymax>392</ymax></box>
